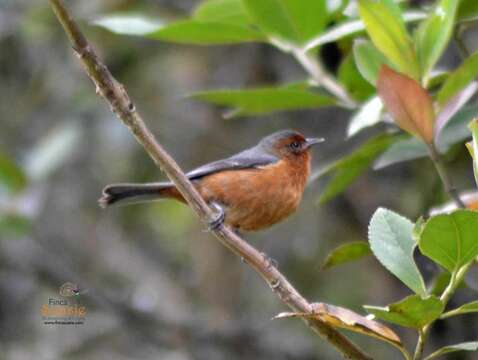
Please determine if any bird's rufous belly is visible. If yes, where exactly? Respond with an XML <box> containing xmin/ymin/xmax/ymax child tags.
<box><xmin>198</xmin><ymin>163</ymin><xmax>305</xmax><ymax>231</ymax></box>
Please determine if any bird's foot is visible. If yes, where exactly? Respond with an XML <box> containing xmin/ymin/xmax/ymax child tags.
<box><xmin>208</xmin><ymin>202</ymin><xmax>225</xmax><ymax>231</ymax></box>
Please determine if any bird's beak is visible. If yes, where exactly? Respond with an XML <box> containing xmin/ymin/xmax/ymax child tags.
<box><xmin>305</xmin><ymin>137</ymin><xmax>325</xmax><ymax>149</ymax></box>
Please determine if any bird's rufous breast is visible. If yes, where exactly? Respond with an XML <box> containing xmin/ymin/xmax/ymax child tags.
<box><xmin>198</xmin><ymin>151</ymin><xmax>311</xmax><ymax>231</ymax></box>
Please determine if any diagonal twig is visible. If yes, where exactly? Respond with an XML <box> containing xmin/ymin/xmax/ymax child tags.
<box><xmin>48</xmin><ymin>1</ymin><xmax>372</xmax><ymax>359</ymax></box>
<box><xmin>293</xmin><ymin>49</ymin><xmax>357</xmax><ymax>109</ymax></box>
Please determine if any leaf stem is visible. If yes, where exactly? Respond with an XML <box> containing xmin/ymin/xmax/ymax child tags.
<box><xmin>399</xmin><ymin>345</ymin><xmax>414</xmax><ymax>360</ymax></box>
<box><xmin>427</xmin><ymin>143</ymin><xmax>466</xmax><ymax>209</ymax></box>
<box><xmin>413</xmin><ymin>329</ymin><xmax>427</xmax><ymax>360</ymax></box>
<box><xmin>440</xmin><ymin>262</ymin><xmax>472</xmax><ymax>304</ymax></box>
<box><xmin>413</xmin><ymin>262</ymin><xmax>473</xmax><ymax>359</ymax></box>
<box><xmin>293</xmin><ymin>49</ymin><xmax>357</xmax><ymax>109</ymax></box>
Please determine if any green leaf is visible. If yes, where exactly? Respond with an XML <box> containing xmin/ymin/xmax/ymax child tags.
<box><xmin>319</xmin><ymin>135</ymin><xmax>395</xmax><ymax>203</ymax></box>
<box><xmin>373</xmin><ymin>137</ymin><xmax>428</xmax><ymax>170</ymax></box>
<box><xmin>437</xmin><ymin>52</ymin><xmax>478</xmax><ymax>107</ymax></box>
<box><xmin>353</xmin><ymin>39</ymin><xmax>390</xmax><ymax>86</ymax></box>
<box><xmin>441</xmin><ymin>300</ymin><xmax>478</xmax><ymax>319</ymax></box>
<box><xmin>419</xmin><ymin>210</ymin><xmax>478</xmax><ymax>273</ymax></box>
<box><xmin>347</xmin><ymin>96</ymin><xmax>383</xmax><ymax>137</ymax></box>
<box><xmin>190</xmin><ymin>87</ymin><xmax>336</xmax><ymax>117</ymax></box>
<box><xmin>458</xmin><ymin>0</ymin><xmax>478</xmax><ymax>23</ymax></box>
<box><xmin>368</xmin><ymin>208</ymin><xmax>427</xmax><ymax>296</ymax></box>
<box><xmin>358</xmin><ymin>0</ymin><xmax>419</xmax><ymax>79</ymax></box>
<box><xmin>338</xmin><ymin>53</ymin><xmax>375</xmax><ymax>102</ymax></box>
<box><xmin>321</xmin><ymin>241</ymin><xmax>372</xmax><ymax>270</ymax></box>
<box><xmin>149</xmin><ymin>20</ymin><xmax>264</xmax><ymax>44</ymax></box>
<box><xmin>415</xmin><ymin>0</ymin><xmax>458</xmax><ymax>81</ymax></box>
<box><xmin>364</xmin><ymin>295</ymin><xmax>444</xmax><ymax>328</ymax></box>
<box><xmin>424</xmin><ymin>341</ymin><xmax>478</xmax><ymax>360</ymax></box>
<box><xmin>241</xmin><ymin>0</ymin><xmax>327</xmax><ymax>46</ymax></box>
<box><xmin>305</xmin><ymin>11</ymin><xmax>426</xmax><ymax>51</ymax></box>
<box><xmin>281</xmin><ymin>81</ymin><xmax>310</xmax><ymax>91</ymax></box>
<box><xmin>94</xmin><ymin>15</ymin><xmax>264</xmax><ymax>44</ymax></box>
<box><xmin>92</xmin><ymin>14</ymin><xmax>163</xmax><ymax>36</ymax></box>
<box><xmin>194</xmin><ymin>0</ymin><xmax>250</xmax><ymax>25</ymax></box>
<box><xmin>0</xmin><ymin>153</ymin><xmax>27</xmax><ymax>194</ymax></box>
<box><xmin>0</xmin><ymin>214</ymin><xmax>33</xmax><ymax>238</ymax></box>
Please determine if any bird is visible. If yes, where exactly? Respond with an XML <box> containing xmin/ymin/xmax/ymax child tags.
<box><xmin>99</xmin><ymin>129</ymin><xmax>323</xmax><ymax>232</ymax></box>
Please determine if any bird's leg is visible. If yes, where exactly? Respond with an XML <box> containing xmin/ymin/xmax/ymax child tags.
<box><xmin>208</xmin><ymin>202</ymin><xmax>225</xmax><ymax>231</ymax></box>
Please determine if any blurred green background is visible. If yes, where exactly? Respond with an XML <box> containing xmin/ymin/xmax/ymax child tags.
<box><xmin>1</xmin><ymin>1</ymin><xmax>478</xmax><ymax>359</ymax></box>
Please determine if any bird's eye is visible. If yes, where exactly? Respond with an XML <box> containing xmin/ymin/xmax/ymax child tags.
<box><xmin>289</xmin><ymin>141</ymin><xmax>301</xmax><ymax>150</ymax></box>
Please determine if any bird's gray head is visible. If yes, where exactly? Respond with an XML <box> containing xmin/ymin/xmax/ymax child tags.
<box><xmin>257</xmin><ymin>130</ymin><xmax>324</xmax><ymax>158</ymax></box>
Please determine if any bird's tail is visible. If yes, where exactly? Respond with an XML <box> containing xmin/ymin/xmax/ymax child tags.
<box><xmin>99</xmin><ymin>182</ymin><xmax>182</xmax><ymax>208</ymax></box>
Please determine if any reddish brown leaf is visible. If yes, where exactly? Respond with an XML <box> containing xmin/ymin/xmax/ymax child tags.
<box><xmin>377</xmin><ymin>65</ymin><xmax>435</xmax><ymax>143</ymax></box>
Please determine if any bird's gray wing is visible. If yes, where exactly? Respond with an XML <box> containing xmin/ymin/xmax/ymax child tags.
<box><xmin>185</xmin><ymin>147</ymin><xmax>279</xmax><ymax>181</ymax></box>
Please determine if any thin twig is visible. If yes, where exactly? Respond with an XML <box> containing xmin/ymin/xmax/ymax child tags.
<box><xmin>293</xmin><ymin>49</ymin><xmax>357</xmax><ymax>109</ymax></box>
<box><xmin>413</xmin><ymin>262</ymin><xmax>473</xmax><ymax>360</ymax></box>
<box><xmin>413</xmin><ymin>329</ymin><xmax>427</xmax><ymax>360</ymax></box>
<box><xmin>427</xmin><ymin>143</ymin><xmax>466</xmax><ymax>209</ymax></box>
<box><xmin>48</xmin><ymin>1</ymin><xmax>371</xmax><ymax>359</ymax></box>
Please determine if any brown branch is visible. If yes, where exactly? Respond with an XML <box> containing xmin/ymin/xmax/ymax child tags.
<box><xmin>48</xmin><ymin>1</ymin><xmax>372</xmax><ymax>359</ymax></box>
<box><xmin>293</xmin><ymin>49</ymin><xmax>357</xmax><ymax>109</ymax></box>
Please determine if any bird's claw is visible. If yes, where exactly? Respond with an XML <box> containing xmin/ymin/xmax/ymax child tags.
<box><xmin>208</xmin><ymin>202</ymin><xmax>225</xmax><ymax>231</ymax></box>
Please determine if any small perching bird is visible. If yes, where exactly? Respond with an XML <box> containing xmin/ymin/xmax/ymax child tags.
<box><xmin>100</xmin><ymin>130</ymin><xmax>323</xmax><ymax>232</ymax></box>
